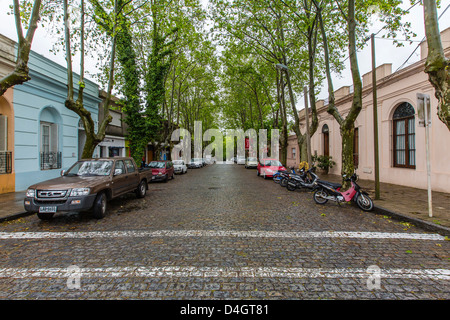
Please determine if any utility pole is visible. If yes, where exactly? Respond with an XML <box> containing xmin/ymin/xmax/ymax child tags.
<box><xmin>417</xmin><ymin>93</ymin><xmax>433</xmax><ymax>218</ymax></box>
<box><xmin>371</xmin><ymin>33</ymin><xmax>380</xmax><ymax>200</ymax></box>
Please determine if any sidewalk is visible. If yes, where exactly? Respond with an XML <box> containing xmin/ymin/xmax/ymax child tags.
<box><xmin>323</xmin><ymin>174</ymin><xmax>450</xmax><ymax>236</ymax></box>
<box><xmin>0</xmin><ymin>191</ymin><xmax>30</xmax><ymax>222</ymax></box>
<box><xmin>0</xmin><ymin>180</ymin><xmax>449</xmax><ymax>236</ymax></box>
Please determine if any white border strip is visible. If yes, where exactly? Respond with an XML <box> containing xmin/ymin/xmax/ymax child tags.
<box><xmin>0</xmin><ymin>230</ymin><xmax>445</xmax><ymax>241</ymax></box>
<box><xmin>0</xmin><ymin>266</ymin><xmax>448</xmax><ymax>280</ymax></box>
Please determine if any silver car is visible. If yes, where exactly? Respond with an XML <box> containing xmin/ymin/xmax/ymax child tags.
<box><xmin>173</xmin><ymin>160</ymin><xmax>187</xmax><ymax>174</ymax></box>
<box><xmin>237</xmin><ymin>156</ymin><xmax>246</xmax><ymax>165</ymax></box>
<box><xmin>245</xmin><ymin>157</ymin><xmax>258</xmax><ymax>168</ymax></box>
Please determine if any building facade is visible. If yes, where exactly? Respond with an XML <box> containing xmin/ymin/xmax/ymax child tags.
<box><xmin>289</xmin><ymin>28</ymin><xmax>450</xmax><ymax>193</ymax></box>
<box><xmin>95</xmin><ymin>90</ymin><xmax>128</xmax><ymax>159</ymax></box>
<box><xmin>0</xmin><ymin>34</ymin><xmax>102</xmax><ymax>192</ymax></box>
<box><xmin>0</xmin><ymin>35</ymin><xmax>16</xmax><ymax>193</ymax></box>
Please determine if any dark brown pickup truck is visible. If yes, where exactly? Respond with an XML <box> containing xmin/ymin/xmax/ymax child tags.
<box><xmin>24</xmin><ymin>157</ymin><xmax>152</xmax><ymax>220</ymax></box>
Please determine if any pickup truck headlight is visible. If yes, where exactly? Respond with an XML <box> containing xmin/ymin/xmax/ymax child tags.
<box><xmin>70</xmin><ymin>188</ymin><xmax>90</xmax><ymax>197</ymax></box>
<box><xmin>26</xmin><ymin>189</ymin><xmax>35</xmax><ymax>198</ymax></box>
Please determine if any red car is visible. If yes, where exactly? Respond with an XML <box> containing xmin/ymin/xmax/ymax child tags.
<box><xmin>148</xmin><ymin>160</ymin><xmax>175</xmax><ymax>182</ymax></box>
<box><xmin>257</xmin><ymin>158</ymin><xmax>286</xmax><ymax>179</ymax></box>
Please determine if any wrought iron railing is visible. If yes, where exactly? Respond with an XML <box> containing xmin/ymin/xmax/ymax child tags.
<box><xmin>0</xmin><ymin>151</ymin><xmax>12</xmax><ymax>174</ymax></box>
<box><xmin>40</xmin><ymin>151</ymin><xmax>62</xmax><ymax>170</ymax></box>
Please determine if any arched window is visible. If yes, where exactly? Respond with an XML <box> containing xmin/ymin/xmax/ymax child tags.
<box><xmin>322</xmin><ymin>124</ymin><xmax>329</xmax><ymax>157</ymax></box>
<box><xmin>393</xmin><ymin>102</ymin><xmax>415</xmax><ymax>168</ymax></box>
<box><xmin>39</xmin><ymin>107</ymin><xmax>62</xmax><ymax>170</ymax></box>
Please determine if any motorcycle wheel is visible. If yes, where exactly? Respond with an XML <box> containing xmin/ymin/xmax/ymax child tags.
<box><xmin>273</xmin><ymin>175</ymin><xmax>281</xmax><ymax>183</ymax></box>
<box><xmin>356</xmin><ymin>194</ymin><xmax>374</xmax><ymax>211</ymax></box>
<box><xmin>280</xmin><ymin>178</ymin><xmax>288</xmax><ymax>187</ymax></box>
<box><xmin>287</xmin><ymin>182</ymin><xmax>296</xmax><ymax>191</ymax></box>
<box><xmin>313</xmin><ymin>188</ymin><xmax>329</xmax><ymax>204</ymax></box>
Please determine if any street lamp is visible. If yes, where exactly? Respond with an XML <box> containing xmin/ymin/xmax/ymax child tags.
<box><xmin>275</xmin><ymin>63</ymin><xmax>312</xmax><ymax>167</ymax></box>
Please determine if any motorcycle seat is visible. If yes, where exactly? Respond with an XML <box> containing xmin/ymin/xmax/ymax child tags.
<box><xmin>317</xmin><ymin>180</ymin><xmax>342</xmax><ymax>189</ymax></box>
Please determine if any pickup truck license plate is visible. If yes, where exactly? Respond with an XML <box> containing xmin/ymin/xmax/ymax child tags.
<box><xmin>39</xmin><ymin>206</ymin><xmax>57</xmax><ymax>213</ymax></box>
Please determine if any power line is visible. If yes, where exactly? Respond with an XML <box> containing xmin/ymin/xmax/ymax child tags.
<box><xmin>394</xmin><ymin>2</ymin><xmax>450</xmax><ymax>73</ymax></box>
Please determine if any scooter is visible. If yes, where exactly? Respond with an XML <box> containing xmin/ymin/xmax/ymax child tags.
<box><xmin>286</xmin><ymin>167</ymin><xmax>318</xmax><ymax>191</ymax></box>
<box><xmin>312</xmin><ymin>173</ymin><xmax>374</xmax><ymax>211</ymax></box>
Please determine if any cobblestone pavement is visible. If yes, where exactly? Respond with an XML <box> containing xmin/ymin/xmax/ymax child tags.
<box><xmin>0</xmin><ymin>164</ymin><xmax>449</xmax><ymax>300</ymax></box>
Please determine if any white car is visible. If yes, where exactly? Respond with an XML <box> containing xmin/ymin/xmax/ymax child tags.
<box><xmin>173</xmin><ymin>160</ymin><xmax>187</xmax><ymax>174</ymax></box>
<box><xmin>245</xmin><ymin>157</ymin><xmax>258</xmax><ymax>169</ymax></box>
<box><xmin>236</xmin><ymin>156</ymin><xmax>246</xmax><ymax>165</ymax></box>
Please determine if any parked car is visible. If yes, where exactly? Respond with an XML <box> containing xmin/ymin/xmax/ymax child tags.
<box><xmin>245</xmin><ymin>157</ymin><xmax>258</xmax><ymax>169</ymax></box>
<box><xmin>236</xmin><ymin>156</ymin><xmax>246</xmax><ymax>165</ymax></box>
<box><xmin>24</xmin><ymin>157</ymin><xmax>152</xmax><ymax>220</ymax></box>
<box><xmin>173</xmin><ymin>160</ymin><xmax>187</xmax><ymax>174</ymax></box>
<box><xmin>189</xmin><ymin>158</ymin><xmax>204</xmax><ymax>168</ymax></box>
<box><xmin>205</xmin><ymin>156</ymin><xmax>215</xmax><ymax>164</ymax></box>
<box><xmin>257</xmin><ymin>158</ymin><xmax>287</xmax><ymax>179</ymax></box>
<box><xmin>148</xmin><ymin>160</ymin><xmax>174</xmax><ymax>182</ymax></box>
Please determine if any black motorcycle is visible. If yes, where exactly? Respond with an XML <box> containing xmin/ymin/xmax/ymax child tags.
<box><xmin>286</xmin><ymin>167</ymin><xmax>318</xmax><ymax>191</ymax></box>
<box><xmin>280</xmin><ymin>167</ymin><xmax>303</xmax><ymax>188</ymax></box>
<box><xmin>274</xmin><ymin>167</ymin><xmax>299</xmax><ymax>187</ymax></box>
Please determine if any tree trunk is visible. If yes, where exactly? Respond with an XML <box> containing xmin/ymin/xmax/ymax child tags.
<box><xmin>284</xmin><ymin>68</ymin><xmax>305</xmax><ymax>165</ymax></box>
<box><xmin>340</xmin><ymin>125</ymin><xmax>355</xmax><ymax>183</ymax></box>
<box><xmin>316</xmin><ymin>0</ymin><xmax>361</xmax><ymax>190</ymax></box>
<box><xmin>276</xmin><ymin>70</ymin><xmax>288</xmax><ymax>166</ymax></box>
<box><xmin>423</xmin><ymin>0</ymin><xmax>450</xmax><ymax>130</ymax></box>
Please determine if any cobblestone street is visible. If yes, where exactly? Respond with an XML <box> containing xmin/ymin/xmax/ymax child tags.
<box><xmin>0</xmin><ymin>164</ymin><xmax>449</xmax><ymax>301</ymax></box>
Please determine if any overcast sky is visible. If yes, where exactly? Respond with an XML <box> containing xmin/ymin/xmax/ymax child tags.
<box><xmin>0</xmin><ymin>0</ymin><xmax>449</xmax><ymax>107</ymax></box>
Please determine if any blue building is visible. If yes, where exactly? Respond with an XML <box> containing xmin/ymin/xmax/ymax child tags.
<box><xmin>12</xmin><ymin>48</ymin><xmax>101</xmax><ymax>191</ymax></box>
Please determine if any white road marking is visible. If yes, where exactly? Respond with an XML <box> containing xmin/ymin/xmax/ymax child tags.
<box><xmin>0</xmin><ymin>266</ymin><xmax>448</xmax><ymax>280</ymax></box>
<box><xmin>0</xmin><ymin>230</ymin><xmax>446</xmax><ymax>241</ymax></box>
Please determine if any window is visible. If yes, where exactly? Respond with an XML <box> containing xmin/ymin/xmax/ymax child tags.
<box><xmin>292</xmin><ymin>148</ymin><xmax>296</xmax><ymax>159</ymax></box>
<box><xmin>393</xmin><ymin>102</ymin><xmax>415</xmax><ymax>168</ymax></box>
<box><xmin>124</xmin><ymin>159</ymin><xmax>135</xmax><ymax>173</ymax></box>
<box><xmin>114</xmin><ymin>160</ymin><xmax>125</xmax><ymax>174</ymax></box>
<box><xmin>322</xmin><ymin>124</ymin><xmax>329</xmax><ymax>157</ymax></box>
<box><xmin>40</xmin><ymin>121</ymin><xmax>61</xmax><ymax>170</ymax></box>
<box><xmin>0</xmin><ymin>115</ymin><xmax>7</xmax><ymax>151</ymax></box>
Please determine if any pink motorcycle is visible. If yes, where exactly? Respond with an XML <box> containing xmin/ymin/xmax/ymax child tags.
<box><xmin>312</xmin><ymin>173</ymin><xmax>374</xmax><ymax>211</ymax></box>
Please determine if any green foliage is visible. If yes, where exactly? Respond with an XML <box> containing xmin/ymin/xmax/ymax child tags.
<box><xmin>312</xmin><ymin>154</ymin><xmax>336</xmax><ymax>171</ymax></box>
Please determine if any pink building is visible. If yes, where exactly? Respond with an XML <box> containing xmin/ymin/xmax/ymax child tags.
<box><xmin>288</xmin><ymin>27</ymin><xmax>450</xmax><ymax>193</ymax></box>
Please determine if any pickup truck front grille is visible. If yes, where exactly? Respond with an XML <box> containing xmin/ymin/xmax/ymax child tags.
<box><xmin>36</xmin><ymin>190</ymin><xmax>69</xmax><ymax>200</ymax></box>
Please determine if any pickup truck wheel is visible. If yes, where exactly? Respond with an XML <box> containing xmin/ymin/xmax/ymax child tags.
<box><xmin>136</xmin><ymin>180</ymin><xmax>147</xmax><ymax>198</ymax></box>
<box><xmin>92</xmin><ymin>192</ymin><xmax>107</xmax><ymax>219</ymax></box>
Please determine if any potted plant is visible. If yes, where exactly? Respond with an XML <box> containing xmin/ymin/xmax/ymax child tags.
<box><xmin>312</xmin><ymin>155</ymin><xmax>336</xmax><ymax>174</ymax></box>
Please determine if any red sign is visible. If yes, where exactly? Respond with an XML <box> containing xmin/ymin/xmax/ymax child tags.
<box><xmin>245</xmin><ymin>138</ymin><xmax>249</xmax><ymax>150</ymax></box>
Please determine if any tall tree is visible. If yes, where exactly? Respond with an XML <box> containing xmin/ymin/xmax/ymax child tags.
<box><xmin>316</xmin><ymin>0</ymin><xmax>413</xmax><ymax>188</ymax></box>
<box><xmin>63</xmin><ymin>0</ymin><xmax>117</xmax><ymax>158</ymax></box>
<box><xmin>0</xmin><ymin>0</ymin><xmax>41</xmax><ymax>96</ymax></box>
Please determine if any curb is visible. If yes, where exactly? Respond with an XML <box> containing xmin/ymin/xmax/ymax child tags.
<box><xmin>373</xmin><ymin>205</ymin><xmax>450</xmax><ymax>237</ymax></box>
<box><xmin>0</xmin><ymin>211</ymin><xmax>34</xmax><ymax>223</ymax></box>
